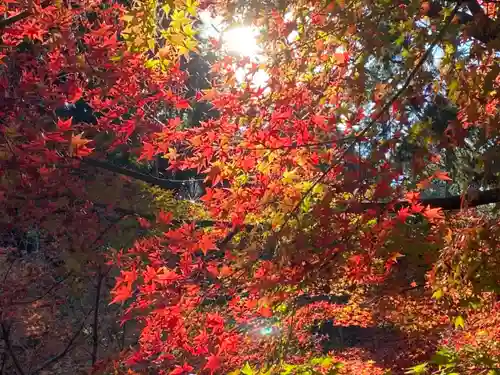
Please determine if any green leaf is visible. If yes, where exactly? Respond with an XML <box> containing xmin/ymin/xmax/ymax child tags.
<box><xmin>405</xmin><ymin>362</ymin><xmax>428</xmax><ymax>374</ymax></box>
<box><xmin>395</xmin><ymin>34</ymin><xmax>405</xmax><ymax>46</ymax></box>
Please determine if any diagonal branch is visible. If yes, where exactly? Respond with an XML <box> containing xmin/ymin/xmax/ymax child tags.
<box><xmin>463</xmin><ymin>0</ymin><xmax>500</xmax><ymax>44</ymax></box>
<box><xmin>0</xmin><ymin>0</ymin><xmax>52</xmax><ymax>30</ymax></box>
<box><xmin>10</xmin><ymin>273</ymin><xmax>73</xmax><ymax>306</ymax></box>
<box><xmin>0</xmin><ymin>323</ymin><xmax>25</xmax><ymax>375</ymax></box>
<box><xmin>80</xmin><ymin>158</ymin><xmax>182</xmax><ymax>190</ymax></box>
<box><xmin>30</xmin><ymin>309</ymin><xmax>93</xmax><ymax>375</ymax></box>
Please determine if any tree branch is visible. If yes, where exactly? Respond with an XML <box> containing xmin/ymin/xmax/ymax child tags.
<box><xmin>0</xmin><ymin>349</ymin><xmax>6</xmax><ymax>375</ymax></box>
<box><xmin>91</xmin><ymin>270</ymin><xmax>103</xmax><ymax>366</ymax></box>
<box><xmin>10</xmin><ymin>272</ymin><xmax>73</xmax><ymax>306</ymax></box>
<box><xmin>30</xmin><ymin>309</ymin><xmax>93</xmax><ymax>375</ymax></box>
<box><xmin>350</xmin><ymin>187</ymin><xmax>500</xmax><ymax>212</ymax></box>
<box><xmin>0</xmin><ymin>0</ymin><xmax>51</xmax><ymax>30</ymax></box>
<box><xmin>464</xmin><ymin>0</ymin><xmax>500</xmax><ymax>44</ymax></box>
<box><xmin>80</xmin><ymin>158</ymin><xmax>182</xmax><ymax>190</ymax></box>
<box><xmin>0</xmin><ymin>323</ymin><xmax>25</xmax><ymax>375</ymax></box>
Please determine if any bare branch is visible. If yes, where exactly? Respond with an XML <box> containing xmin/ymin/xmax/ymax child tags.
<box><xmin>10</xmin><ymin>273</ymin><xmax>73</xmax><ymax>306</ymax></box>
<box><xmin>0</xmin><ymin>323</ymin><xmax>25</xmax><ymax>375</ymax></box>
<box><xmin>30</xmin><ymin>309</ymin><xmax>93</xmax><ymax>375</ymax></box>
<box><xmin>91</xmin><ymin>270</ymin><xmax>104</xmax><ymax>366</ymax></box>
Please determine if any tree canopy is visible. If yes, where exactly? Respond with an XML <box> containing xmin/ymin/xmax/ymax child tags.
<box><xmin>0</xmin><ymin>0</ymin><xmax>499</xmax><ymax>374</ymax></box>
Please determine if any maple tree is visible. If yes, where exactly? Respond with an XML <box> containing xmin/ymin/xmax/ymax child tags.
<box><xmin>1</xmin><ymin>0</ymin><xmax>499</xmax><ymax>374</ymax></box>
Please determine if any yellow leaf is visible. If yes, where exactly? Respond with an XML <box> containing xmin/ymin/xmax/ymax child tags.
<box><xmin>432</xmin><ymin>288</ymin><xmax>444</xmax><ymax>299</ymax></box>
<box><xmin>122</xmin><ymin>14</ymin><xmax>134</xmax><ymax>22</ymax></box>
<box><xmin>162</xmin><ymin>3</ymin><xmax>171</xmax><ymax>14</ymax></box>
<box><xmin>271</xmin><ymin>212</ymin><xmax>284</xmax><ymax>228</ymax></box>
<box><xmin>170</xmin><ymin>10</ymin><xmax>190</xmax><ymax>30</ymax></box>
<box><xmin>282</xmin><ymin>168</ymin><xmax>299</xmax><ymax>184</ymax></box>
<box><xmin>182</xmin><ymin>24</ymin><xmax>196</xmax><ymax>38</ymax></box>
<box><xmin>147</xmin><ymin>38</ymin><xmax>155</xmax><ymax>50</ymax></box>
<box><xmin>454</xmin><ymin>315</ymin><xmax>465</xmax><ymax>329</ymax></box>
<box><xmin>185</xmin><ymin>0</ymin><xmax>198</xmax><ymax>16</ymax></box>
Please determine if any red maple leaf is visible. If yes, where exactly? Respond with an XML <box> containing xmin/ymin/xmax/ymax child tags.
<box><xmin>405</xmin><ymin>191</ymin><xmax>421</xmax><ymax>204</ymax></box>
<box><xmin>271</xmin><ymin>108</ymin><xmax>292</xmax><ymax>121</ymax></box>
<box><xmin>137</xmin><ymin>217</ymin><xmax>151</xmax><ymax>228</ymax></box>
<box><xmin>68</xmin><ymin>86</ymin><xmax>83</xmax><ymax>103</ymax></box>
<box><xmin>204</xmin><ymin>354</ymin><xmax>221</xmax><ymax>374</ymax></box>
<box><xmin>169</xmin><ymin>363</ymin><xmax>194</xmax><ymax>375</ymax></box>
<box><xmin>396</xmin><ymin>206</ymin><xmax>411</xmax><ymax>222</ymax></box>
<box><xmin>311</xmin><ymin>114</ymin><xmax>326</xmax><ymax>126</ymax></box>
<box><xmin>198</xmin><ymin>234</ymin><xmax>217</xmax><ymax>255</ymax></box>
<box><xmin>156</xmin><ymin>269</ymin><xmax>182</xmax><ymax>284</ymax></box>
<box><xmin>138</xmin><ymin>142</ymin><xmax>157</xmax><ymax>161</ymax></box>
<box><xmin>258</xmin><ymin>305</ymin><xmax>273</xmax><ymax>318</ymax></box>
<box><xmin>175</xmin><ymin>99</ymin><xmax>191</xmax><ymax>109</ymax></box>
<box><xmin>57</xmin><ymin>117</ymin><xmax>73</xmax><ymax>131</ymax></box>
<box><xmin>157</xmin><ymin>210</ymin><xmax>173</xmax><ymax>225</ymax></box>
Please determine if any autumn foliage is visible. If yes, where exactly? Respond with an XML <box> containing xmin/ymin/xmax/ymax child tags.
<box><xmin>0</xmin><ymin>0</ymin><xmax>499</xmax><ymax>374</ymax></box>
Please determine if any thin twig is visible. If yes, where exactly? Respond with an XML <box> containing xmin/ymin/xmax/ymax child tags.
<box><xmin>30</xmin><ymin>309</ymin><xmax>93</xmax><ymax>375</ymax></box>
<box><xmin>0</xmin><ymin>349</ymin><xmax>6</xmax><ymax>375</ymax></box>
<box><xmin>1</xmin><ymin>259</ymin><xmax>16</xmax><ymax>284</ymax></box>
<box><xmin>91</xmin><ymin>269</ymin><xmax>104</xmax><ymax>366</ymax></box>
<box><xmin>119</xmin><ymin>322</ymin><xmax>127</xmax><ymax>351</ymax></box>
<box><xmin>0</xmin><ymin>323</ymin><xmax>25</xmax><ymax>375</ymax></box>
<box><xmin>10</xmin><ymin>273</ymin><xmax>73</xmax><ymax>306</ymax></box>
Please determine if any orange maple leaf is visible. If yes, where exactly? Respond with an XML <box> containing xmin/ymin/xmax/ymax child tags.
<box><xmin>258</xmin><ymin>305</ymin><xmax>273</xmax><ymax>318</ymax></box>
<box><xmin>198</xmin><ymin>234</ymin><xmax>217</xmax><ymax>255</ymax></box>
<box><xmin>433</xmin><ymin>170</ymin><xmax>452</xmax><ymax>181</ymax></box>
<box><xmin>423</xmin><ymin>205</ymin><xmax>444</xmax><ymax>222</ymax></box>
<box><xmin>71</xmin><ymin>133</ymin><xmax>91</xmax><ymax>147</ymax></box>
<box><xmin>416</xmin><ymin>178</ymin><xmax>431</xmax><ymax>190</ymax></box>
<box><xmin>110</xmin><ymin>284</ymin><xmax>132</xmax><ymax>305</ymax></box>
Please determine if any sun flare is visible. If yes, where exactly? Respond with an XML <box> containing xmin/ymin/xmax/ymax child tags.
<box><xmin>223</xmin><ymin>26</ymin><xmax>261</xmax><ymax>57</ymax></box>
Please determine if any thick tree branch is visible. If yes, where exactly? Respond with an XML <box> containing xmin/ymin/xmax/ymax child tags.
<box><xmin>81</xmin><ymin>159</ymin><xmax>500</xmax><ymax>212</ymax></box>
<box><xmin>351</xmin><ymin>187</ymin><xmax>500</xmax><ymax>212</ymax></box>
<box><xmin>464</xmin><ymin>0</ymin><xmax>500</xmax><ymax>44</ymax></box>
<box><xmin>81</xmin><ymin>158</ymin><xmax>183</xmax><ymax>190</ymax></box>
